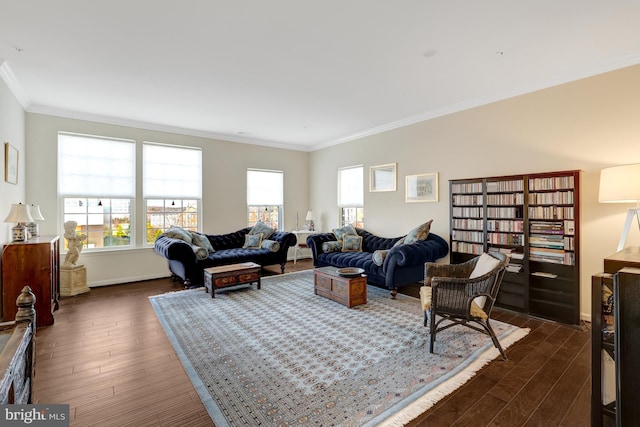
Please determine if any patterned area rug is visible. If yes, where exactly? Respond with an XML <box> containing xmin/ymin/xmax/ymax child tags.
<box><xmin>149</xmin><ymin>270</ymin><xmax>529</xmax><ymax>426</ymax></box>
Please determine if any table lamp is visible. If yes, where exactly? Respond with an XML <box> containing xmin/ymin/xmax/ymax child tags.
<box><xmin>599</xmin><ymin>164</ymin><xmax>640</xmax><ymax>251</ymax></box>
<box><xmin>305</xmin><ymin>211</ymin><xmax>315</xmax><ymax>231</ymax></box>
<box><xmin>27</xmin><ymin>204</ymin><xmax>45</xmax><ymax>237</ymax></box>
<box><xmin>4</xmin><ymin>203</ymin><xmax>34</xmax><ymax>242</ymax></box>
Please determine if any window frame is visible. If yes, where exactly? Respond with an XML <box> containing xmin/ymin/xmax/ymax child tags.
<box><xmin>247</xmin><ymin>169</ymin><xmax>284</xmax><ymax>230</ymax></box>
<box><xmin>337</xmin><ymin>165</ymin><xmax>364</xmax><ymax>228</ymax></box>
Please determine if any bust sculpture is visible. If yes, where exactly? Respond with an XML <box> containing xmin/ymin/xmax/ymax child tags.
<box><xmin>62</xmin><ymin>221</ymin><xmax>87</xmax><ymax>268</ymax></box>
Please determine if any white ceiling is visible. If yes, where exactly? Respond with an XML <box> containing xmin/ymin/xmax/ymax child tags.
<box><xmin>2</xmin><ymin>1</ymin><xmax>640</xmax><ymax>151</ymax></box>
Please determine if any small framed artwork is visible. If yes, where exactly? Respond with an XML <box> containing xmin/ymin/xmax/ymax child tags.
<box><xmin>370</xmin><ymin>163</ymin><xmax>397</xmax><ymax>192</ymax></box>
<box><xmin>406</xmin><ymin>172</ymin><xmax>438</xmax><ymax>202</ymax></box>
<box><xmin>4</xmin><ymin>143</ymin><xmax>18</xmax><ymax>184</ymax></box>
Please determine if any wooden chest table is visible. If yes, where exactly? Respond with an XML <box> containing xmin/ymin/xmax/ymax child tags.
<box><xmin>204</xmin><ymin>262</ymin><xmax>261</xmax><ymax>298</ymax></box>
<box><xmin>314</xmin><ymin>267</ymin><xmax>367</xmax><ymax>308</ymax></box>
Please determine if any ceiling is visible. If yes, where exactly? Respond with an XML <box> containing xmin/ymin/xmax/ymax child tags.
<box><xmin>2</xmin><ymin>2</ymin><xmax>640</xmax><ymax>152</ymax></box>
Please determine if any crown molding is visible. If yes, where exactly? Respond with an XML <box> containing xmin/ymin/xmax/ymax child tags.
<box><xmin>0</xmin><ymin>60</ymin><xmax>31</xmax><ymax>110</ymax></box>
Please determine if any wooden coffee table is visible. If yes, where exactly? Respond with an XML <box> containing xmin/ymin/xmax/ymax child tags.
<box><xmin>313</xmin><ymin>266</ymin><xmax>367</xmax><ymax>308</ymax></box>
<box><xmin>204</xmin><ymin>262</ymin><xmax>261</xmax><ymax>298</ymax></box>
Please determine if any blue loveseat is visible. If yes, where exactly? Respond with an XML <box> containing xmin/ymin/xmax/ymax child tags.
<box><xmin>154</xmin><ymin>227</ymin><xmax>297</xmax><ymax>287</ymax></box>
<box><xmin>307</xmin><ymin>227</ymin><xmax>449</xmax><ymax>297</ymax></box>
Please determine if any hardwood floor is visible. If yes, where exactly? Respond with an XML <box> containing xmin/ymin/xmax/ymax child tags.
<box><xmin>33</xmin><ymin>259</ymin><xmax>591</xmax><ymax>426</ymax></box>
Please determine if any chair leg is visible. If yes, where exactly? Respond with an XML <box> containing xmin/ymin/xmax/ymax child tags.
<box><xmin>484</xmin><ymin>319</ymin><xmax>507</xmax><ymax>361</ymax></box>
<box><xmin>429</xmin><ymin>310</ymin><xmax>436</xmax><ymax>354</ymax></box>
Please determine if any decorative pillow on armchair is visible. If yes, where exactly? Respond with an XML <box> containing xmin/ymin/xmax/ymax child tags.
<box><xmin>403</xmin><ymin>219</ymin><xmax>433</xmax><ymax>244</ymax></box>
<box><xmin>322</xmin><ymin>241</ymin><xmax>343</xmax><ymax>253</ymax></box>
<box><xmin>342</xmin><ymin>234</ymin><xmax>363</xmax><ymax>252</ymax></box>
<box><xmin>243</xmin><ymin>233</ymin><xmax>263</xmax><ymax>249</ymax></box>
<box><xmin>332</xmin><ymin>224</ymin><xmax>357</xmax><ymax>241</ymax></box>
<box><xmin>249</xmin><ymin>221</ymin><xmax>276</xmax><ymax>240</ymax></box>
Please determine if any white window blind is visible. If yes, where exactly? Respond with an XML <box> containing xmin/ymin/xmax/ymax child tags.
<box><xmin>338</xmin><ymin>165</ymin><xmax>363</xmax><ymax>207</ymax></box>
<box><xmin>58</xmin><ymin>133</ymin><xmax>136</xmax><ymax>197</ymax></box>
<box><xmin>247</xmin><ymin>169</ymin><xmax>283</xmax><ymax>205</ymax></box>
<box><xmin>143</xmin><ymin>143</ymin><xmax>202</xmax><ymax>199</ymax></box>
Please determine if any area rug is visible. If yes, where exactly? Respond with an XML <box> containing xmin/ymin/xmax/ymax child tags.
<box><xmin>149</xmin><ymin>270</ymin><xmax>529</xmax><ymax>426</ymax></box>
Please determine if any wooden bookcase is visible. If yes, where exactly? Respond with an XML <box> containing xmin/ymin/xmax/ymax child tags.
<box><xmin>1</xmin><ymin>235</ymin><xmax>60</xmax><ymax>327</ymax></box>
<box><xmin>450</xmin><ymin>170</ymin><xmax>580</xmax><ymax>324</ymax></box>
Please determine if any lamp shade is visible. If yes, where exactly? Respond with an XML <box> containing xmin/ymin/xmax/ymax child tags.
<box><xmin>29</xmin><ymin>204</ymin><xmax>45</xmax><ymax>221</ymax></box>
<box><xmin>599</xmin><ymin>164</ymin><xmax>640</xmax><ymax>203</ymax></box>
<box><xmin>305</xmin><ymin>211</ymin><xmax>314</xmax><ymax>221</ymax></box>
<box><xmin>4</xmin><ymin>203</ymin><xmax>34</xmax><ymax>223</ymax></box>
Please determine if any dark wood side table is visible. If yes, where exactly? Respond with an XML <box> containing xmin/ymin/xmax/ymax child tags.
<box><xmin>203</xmin><ymin>262</ymin><xmax>261</xmax><ymax>298</ymax></box>
<box><xmin>313</xmin><ymin>267</ymin><xmax>367</xmax><ymax>308</ymax></box>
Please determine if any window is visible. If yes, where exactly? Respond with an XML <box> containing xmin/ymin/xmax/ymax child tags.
<box><xmin>143</xmin><ymin>143</ymin><xmax>202</xmax><ymax>244</ymax></box>
<box><xmin>247</xmin><ymin>169</ymin><xmax>283</xmax><ymax>230</ymax></box>
<box><xmin>58</xmin><ymin>133</ymin><xmax>136</xmax><ymax>249</ymax></box>
<box><xmin>338</xmin><ymin>165</ymin><xmax>364</xmax><ymax>228</ymax></box>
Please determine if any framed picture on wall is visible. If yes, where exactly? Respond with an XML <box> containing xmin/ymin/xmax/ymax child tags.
<box><xmin>4</xmin><ymin>143</ymin><xmax>18</xmax><ymax>184</ymax></box>
<box><xmin>370</xmin><ymin>163</ymin><xmax>397</xmax><ymax>192</ymax></box>
<box><xmin>406</xmin><ymin>172</ymin><xmax>438</xmax><ymax>202</ymax></box>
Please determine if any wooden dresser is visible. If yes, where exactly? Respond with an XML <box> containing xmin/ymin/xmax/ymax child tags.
<box><xmin>2</xmin><ymin>235</ymin><xmax>60</xmax><ymax>327</ymax></box>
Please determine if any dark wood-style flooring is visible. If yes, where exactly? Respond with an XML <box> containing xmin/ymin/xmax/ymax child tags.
<box><xmin>33</xmin><ymin>259</ymin><xmax>591</xmax><ymax>426</ymax></box>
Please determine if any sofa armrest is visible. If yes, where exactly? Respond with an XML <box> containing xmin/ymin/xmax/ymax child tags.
<box><xmin>383</xmin><ymin>234</ymin><xmax>449</xmax><ymax>269</ymax></box>
<box><xmin>306</xmin><ymin>233</ymin><xmax>336</xmax><ymax>267</ymax></box>
<box><xmin>154</xmin><ymin>235</ymin><xmax>196</xmax><ymax>263</ymax></box>
<box><xmin>270</xmin><ymin>230</ymin><xmax>298</xmax><ymax>251</ymax></box>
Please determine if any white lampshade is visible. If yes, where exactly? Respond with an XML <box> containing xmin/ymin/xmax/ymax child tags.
<box><xmin>29</xmin><ymin>204</ymin><xmax>45</xmax><ymax>221</ymax></box>
<box><xmin>305</xmin><ymin>211</ymin><xmax>314</xmax><ymax>221</ymax></box>
<box><xmin>4</xmin><ymin>203</ymin><xmax>34</xmax><ymax>223</ymax></box>
<box><xmin>599</xmin><ymin>164</ymin><xmax>640</xmax><ymax>203</ymax></box>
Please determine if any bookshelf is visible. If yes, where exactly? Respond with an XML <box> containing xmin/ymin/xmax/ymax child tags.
<box><xmin>449</xmin><ymin>170</ymin><xmax>580</xmax><ymax>324</ymax></box>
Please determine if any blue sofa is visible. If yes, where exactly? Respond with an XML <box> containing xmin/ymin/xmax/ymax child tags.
<box><xmin>307</xmin><ymin>228</ymin><xmax>449</xmax><ymax>297</ymax></box>
<box><xmin>154</xmin><ymin>227</ymin><xmax>297</xmax><ymax>287</ymax></box>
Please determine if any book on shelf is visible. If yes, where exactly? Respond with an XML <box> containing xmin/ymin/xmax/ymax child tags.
<box><xmin>506</xmin><ymin>264</ymin><xmax>523</xmax><ymax>273</ymax></box>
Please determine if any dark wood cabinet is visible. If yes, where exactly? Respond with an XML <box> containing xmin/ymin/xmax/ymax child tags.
<box><xmin>449</xmin><ymin>170</ymin><xmax>580</xmax><ymax>324</ymax></box>
<box><xmin>592</xmin><ymin>248</ymin><xmax>640</xmax><ymax>426</ymax></box>
<box><xmin>2</xmin><ymin>235</ymin><xmax>60</xmax><ymax>327</ymax></box>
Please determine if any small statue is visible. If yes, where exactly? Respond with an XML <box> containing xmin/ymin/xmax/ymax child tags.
<box><xmin>63</xmin><ymin>221</ymin><xmax>87</xmax><ymax>268</ymax></box>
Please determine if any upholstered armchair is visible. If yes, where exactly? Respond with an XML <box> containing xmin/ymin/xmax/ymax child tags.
<box><xmin>420</xmin><ymin>252</ymin><xmax>510</xmax><ymax>360</ymax></box>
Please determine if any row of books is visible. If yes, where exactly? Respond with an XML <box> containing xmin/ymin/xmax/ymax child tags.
<box><xmin>530</xmin><ymin>220</ymin><xmax>574</xmax><ymax>235</ymax></box>
<box><xmin>488</xmin><ymin>247</ymin><xmax>524</xmax><ymax>273</ymax></box>
<box><xmin>528</xmin><ymin>191</ymin><xmax>574</xmax><ymax>205</ymax></box>
<box><xmin>451</xmin><ymin>182</ymin><xmax>483</xmax><ymax>193</ymax></box>
<box><xmin>488</xmin><ymin>232</ymin><xmax>524</xmax><ymax>245</ymax></box>
<box><xmin>451</xmin><ymin>218</ymin><xmax>483</xmax><ymax>230</ymax></box>
<box><xmin>529</xmin><ymin>206</ymin><xmax>574</xmax><ymax>220</ymax></box>
<box><xmin>452</xmin><ymin>230</ymin><xmax>484</xmax><ymax>243</ymax></box>
<box><xmin>452</xmin><ymin>194</ymin><xmax>483</xmax><ymax>205</ymax></box>
<box><xmin>452</xmin><ymin>207</ymin><xmax>483</xmax><ymax>218</ymax></box>
<box><xmin>486</xmin><ymin>180</ymin><xmax>524</xmax><ymax>192</ymax></box>
<box><xmin>486</xmin><ymin>193</ymin><xmax>525</xmax><ymax>205</ymax></box>
<box><xmin>529</xmin><ymin>247</ymin><xmax>575</xmax><ymax>265</ymax></box>
<box><xmin>528</xmin><ymin>176</ymin><xmax>574</xmax><ymax>191</ymax></box>
<box><xmin>487</xmin><ymin>206</ymin><xmax>523</xmax><ymax>218</ymax></box>
<box><xmin>487</xmin><ymin>219</ymin><xmax>524</xmax><ymax>232</ymax></box>
<box><xmin>451</xmin><ymin>241</ymin><xmax>483</xmax><ymax>255</ymax></box>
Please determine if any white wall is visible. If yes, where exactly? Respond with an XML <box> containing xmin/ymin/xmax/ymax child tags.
<box><xmin>25</xmin><ymin>113</ymin><xmax>309</xmax><ymax>286</ymax></box>
<box><xmin>309</xmin><ymin>64</ymin><xmax>640</xmax><ymax>321</ymax></box>
<box><xmin>0</xmin><ymin>75</ymin><xmax>27</xmax><ymax>241</ymax></box>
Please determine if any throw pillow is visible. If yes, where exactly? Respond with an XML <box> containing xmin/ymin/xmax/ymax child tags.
<box><xmin>342</xmin><ymin>234</ymin><xmax>363</xmax><ymax>252</ymax></box>
<box><xmin>162</xmin><ymin>226</ymin><xmax>192</xmax><ymax>244</ymax></box>
<box><xmin>261</xmin><ymin>239</ymin><xmax>280</xmax><ymax>252</ymax></box>
<box><xmin>403</xmin><ymin>219</ymin><xmax>433</xmax><ymax>244</ymax></box>
<box><xmin>190</xmin><ymin>232</ymin><xmax>215</xmax><ymax>253</ymax></box>
<box><xmin>332</xmin><ymin>224</ymin><xmax>357</xmax><ymax>241</ymax></box>
<box><xmin>243</xmin><ymin>233</ymin><xmax>263</xmax><ymax>249</ymax></box>
<box><xmin>249</xmin><ymin>221</ymin><xmax>276</xmax><ymax>240</ymax></box>
<box><xmin>372</xmin><ymin>249</ymin><xmax>389</xmax><ymax>266</ymax></box>
<box><xmin>322</xmin><ymin>241</ymin><xmax>343</xmax><ymax>253</ymax></box>
<box><xmin>190</xmin><ymin>244</ymin><xmax>209</xmax><ymax>260</ymax></box>
<box><xmin>469</xmin><ymin>252</ymin><xmax>501</xmax><ymax>308</ymax></box>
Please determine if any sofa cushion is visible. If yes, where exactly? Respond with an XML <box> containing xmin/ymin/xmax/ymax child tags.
<box><xmin>162</xmin><ymin>226</ymin><xmax>192</xmax><ymax>244</ymax></box>
<box><xmin>332</xmin><ymin>224</ymin><xmax>357</xmax><ymax>241</ymax></box>
<box><xmin>191</xmin><ymin>232</ymin><xmax>214</xmax><ymax>253</ymax></box>
<box><xmin>342</xmin><ymin>234</ymin><xmax>363</xmax><ymax>252</ymax></box>
<box><xmin>404</xmin><ymin>219</ymin><xmax>433</xmax><ymax>244</ymax></box>
<box><xmin>249</xmin><ymin>221</ymin><xmax>275</xmax><ymax>240</ymax></box>
<box><xmin>243</xmin><ymin>233</ymin><xmax>263</xmax><ymax>249</ymax></box>
<box><xmin>322</xmin><ymin>241</ymin><xmax>343</xmax><ymax>253</ymax></box>
<box><xmin>372</xmin><ymin>249</ymin><xmax>388</xmax><ymax>266</ymax></box>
